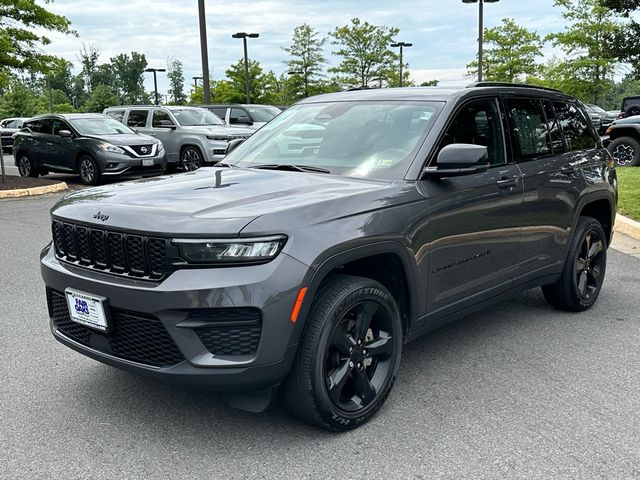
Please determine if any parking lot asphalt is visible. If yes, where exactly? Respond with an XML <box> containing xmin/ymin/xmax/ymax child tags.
<box><xmin>2</xmin><ymin>191</ymin><xmax>640</xmax><ymax>480</ymax></box>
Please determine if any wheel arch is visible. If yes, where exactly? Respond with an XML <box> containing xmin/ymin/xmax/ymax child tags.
<box><xmin>290</xmin><ymin>241</ymin><xmax>419</xmax><ymax>347</ymax></box>
<box><xmin>575</xmin><ymin>194</ymin><xmax>615</xmax><ymax>247</ymax></box>
<box><xmin>608</xmin><ymin>126</ymin><xmax>640</xmax><ymax>142</ymax></box>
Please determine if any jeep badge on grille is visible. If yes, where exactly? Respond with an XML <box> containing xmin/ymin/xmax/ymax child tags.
<box><xmin>93</xmin><ymin>212</ymin><xmax>109</xmax><ymax>222</ymax></box>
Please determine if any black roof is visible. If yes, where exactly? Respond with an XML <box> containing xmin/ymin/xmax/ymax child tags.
<box><xmin>298</xmin><ymin>83</ymin><xmax>571</xmax><ymax>104</ymax></box>
<box><xmin>29</xmin><ymin>113</ymin><xmax>108</xmax><ymax>120</ymax></box>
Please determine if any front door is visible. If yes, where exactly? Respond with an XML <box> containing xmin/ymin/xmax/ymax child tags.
<box><xmin>421</xmin><ymin>97</ymin><xmax>524</xmax><ymax>318</ymax></box>
<box><xmin>48</xmin><ymin>119</ymin><xmax>76</xmax><ymax>171</ymax></box>
<box><xmin>149</xmin><ymin>109</ymin><xmax>179</xmax><ymax>163</ymax></box>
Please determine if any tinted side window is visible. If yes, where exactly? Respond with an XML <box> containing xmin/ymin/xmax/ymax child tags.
<box><xmin>436</xmin><ymin>98</ymin><xmax>505</xmax><ymax>166</ymax></box>
<box><xmin>152</xmin><ymin>110</ymin><xmax>172</xmax><ymax>127</ymax></box>
<box><xmin>3</xmin><ymin>119</ymin><xmax>17</xmax><ymax>129</ymax></box>
<box><xmin>105</xmin><ymin>110</ymin><xmax>125</xmax><ymax>122</ymax></box>
<box><xmin>210</xmin><ymin>107</ymin><xmax>227</xmax><ymax>119</ymax></box>
<box><xmin>26</xmin><ymin>119</ymin><xmax>53</xmax><ymax>134</ymax></box>
<box><xmin>506</xmin><ymin>98</ymin><xmax>551</xmax><ymax>159</ymax></box>
<box><xmin>229</xmin><ymin>107</ymin><xmax>248</xmax><ymax>124</ymax></box>
<box><xmin>126</xmin><ymin>110</ymin><xmax>149</xmax><ymax>128</ymax></box>
<box><xmin>52</xmin><ymin>119</ymin><xmax>72</xmax><ymax>136</ymax></box>
<box><xmin>541</xmin><ymin>99</ymin><xmax>565</xmax><ymax>154</ymax></box>
<box><xmin>553</xmin><ymin>101</ymin><xmax>597</xmax><ymax>151</ymax></box>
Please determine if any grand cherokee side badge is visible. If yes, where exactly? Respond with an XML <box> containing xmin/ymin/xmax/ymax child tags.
<box><xmin>93</xmin><ymin>212</ymin><xmax>109</xmax><ymax>221</ymax></box>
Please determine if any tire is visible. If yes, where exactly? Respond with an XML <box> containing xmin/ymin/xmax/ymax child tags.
<box><xmin>78</xmin><ymin>155</ymin><xmax>101</xmax><ymax>186</ymax></box>
<box><xmin>607</xmin><ymin>136</ymin><xmax>640</xmax><ymax>167</ymax></box>
<box><xmin>542</xmin><ymin>216</ymin><xmax>607</xmax><ymax>312</ymax></box>
<box><xmin>17</xmin><ymin>152</ymin><xmax>39</xmax><ymax>178</ymax></box>
<box><xmin>180</xmin><ymin>146</ymin><xmax>203</xmax><ymax>171</ymax></box>
<box><xmin>281</xmin><ymin>275</ymin><xmax>403</xmax><ymax>431</ymax></box>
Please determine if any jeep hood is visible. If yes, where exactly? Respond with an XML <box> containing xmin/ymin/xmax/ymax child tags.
<box><xmin>51</xmin><ymin>167</ymin><xmax>398</xmax><ymax>236</ymax></box>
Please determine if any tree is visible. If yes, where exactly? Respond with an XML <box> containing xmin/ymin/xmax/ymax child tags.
<box><xmin>110</xmin><ymin>52</ymin><xmax>149</xmax><ymax>104</ymax></box>
<box><xmin>167</xmin><ymin>58</ymin><xmax>187</xmax><ymax>105</ymax></box>
<box><xmin>77</xmin><ymin>44</ymin><xmax>100</xmax><ymax>92</ymax></box>
<box><xmin>225</xmin><ymin>59</ymin><xmax>274</xmax><ymax>103</ymax></box>
<box><xmin>420</xmin><ymin>80</ymin><xmax>439</xmax><ymax>87</ymax></box>
<box><xmin>601</xmin><ymin>0</ymin><xmax>640</xmax><ymax>77</ymax></box>
<box><xmin>546</xmin><ymin>0</ymin><xmax>622</xmax><ymax>104</ymax></box>
<box><xmin>467</xmin><ymin>18</ymin><xmax>543</xmax><ymax>82</ymax></box>
<box><xmin>83</xmin><ymin>84</ymin><xmax>119</xmax><ymax>113</ymax></box>
<box><xmin>283</xmin><ymin>24</ymin><xmax>327</xmax><ymax>99</ymax></box>
<box><xmin>329</xmin><ymin>18</ymin><xmax>399</xmax><ymax>88</ymax></box>
<box><xmin>0</xmin><ymin>0</ymin><xmax>75</xmax><ymax>88</ymax></box>
<box><xmin>0</xmin><ymin>81</ymin><xmax>46</xmax><ymax>117</ymax></box>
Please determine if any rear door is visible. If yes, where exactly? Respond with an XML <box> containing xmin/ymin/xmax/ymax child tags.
<box><xmin>421</xmin><ymin>96</ymin><xmax>524</xmax><ymax>317</ymax></box>
<box><xmin>24</xmin><ymin>118</ymin><xmax>53</xmax><ymax>165</ymax></box>
<box><xmin>505</xmin><ymin>96</ymin><xmax>589</xmax><ymax>286</ymax></box>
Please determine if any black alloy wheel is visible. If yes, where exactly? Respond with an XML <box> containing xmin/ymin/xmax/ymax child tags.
<box><xmin>325</xmin><ymin>300</ymin><xmax>396</xmax><ymax>412</ymax></box>
<box><xmin>181</xmin><ymin>147</ymin><xmax>202</xmax><ymax>171</ymax></box>
<box><xmin>282</xmin><ymin>275</ymin><xmax>403</xmax><ymax>431</ymax></box>
<box><xmin>17</xmin><ymin>153</ymin><xmax>38</xmax><ymax>178</ymax></box>
<box><xmin>542</xmin><ymin>217</ymin><xmax>607</xmax><ymax>311</ymax></box>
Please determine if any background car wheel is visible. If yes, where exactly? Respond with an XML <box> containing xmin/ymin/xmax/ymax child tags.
<box><xmin>17</xmin><ymin>153</ymin><xmax>39</xmax><ymax>178</ymax></box>
<box><xmin>607</xmin><ymin>136</ymin><xmax>640</xmax><ymax>167</ymax></box>
<box><xmin>180</xmin><ymin>147</ymin><xmax>203</xmax><ymax>171</ymax></box>
<box><xmin>281</xmin><ymin>274</ymin><xmax>403</xmax><ymax>431</ymax></box>
<box><xmin>78</xmin><ymin>155</ymin><xmax>101</xmax><ymax>185</ymax></box>
<box><xmin>542</xmin><ymin>216</ymin><xmax>607</xmax><ymax>312</ymax></box>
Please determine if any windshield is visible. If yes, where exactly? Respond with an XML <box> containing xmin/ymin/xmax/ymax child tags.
<box><xmin>225</xmin><ymin>101</ymin><xmax>442</xmax><ymax>180</ymax></box>
<box><xmin>172</xmin><ymin>108</ymin><xmax>224</xmax><ymax>126</ymax></box>
<box><xmin>69</xmin><ymin>117</ymin><xmax>134</xmax><ymax>135</ymax></box>
<box><xmin>587</xmin><ymin>104</ymin><xmax>605</xmax><ymax>113</ymax></box>
<box><xmin>248</xmin><ymin>106</ymin><xmax>281</xmax><ymax>122</ymax></box>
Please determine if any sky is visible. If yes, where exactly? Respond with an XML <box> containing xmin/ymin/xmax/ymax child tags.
<box><xmin>39</xmin><ymin>0</ymin><xmax>571</xmax><ymax>97</ymax></box>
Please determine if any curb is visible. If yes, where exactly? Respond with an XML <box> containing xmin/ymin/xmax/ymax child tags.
<box><xmin>615</xmin><ymin>213</ymin><xmax>640</xmax><ymax>241</ymax></box>
<box><xmin>0</xmin><ymin>181</ymin><xmax>68</xmax><ymax>199</ymax></box>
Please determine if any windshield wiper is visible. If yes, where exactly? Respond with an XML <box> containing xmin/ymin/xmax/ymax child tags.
<box><xmin>251</xmin><ymin>164</ymin><xmax>331</xmax><ymax>174</ymax></box>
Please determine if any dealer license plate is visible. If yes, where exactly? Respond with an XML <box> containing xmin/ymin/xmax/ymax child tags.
<box><xmin>65</xmin><ymin>288</ymin><xmax>109</xmax><ymax>332</ymax></box>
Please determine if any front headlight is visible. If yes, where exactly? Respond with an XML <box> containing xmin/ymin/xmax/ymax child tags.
<box><xmin>206</xmin><ymin>135</ymin><xmax>231</xmax><ymax>141</ymax></box>
<box><xmin>173</xmin><ymin>236</ymin><xmax>287</xmax><ymax>264</ymax></box>
<box><xmin>97</xmin><ymin>142</ymin><xmax>125</xmax><ymax>154</ymax></box>
<box><xmin>158</xmin><ymin>142</ymin><xmax>165</xmax><ymax>153</ymax></box>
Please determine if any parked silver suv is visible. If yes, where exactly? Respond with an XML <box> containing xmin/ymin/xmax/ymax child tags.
<box><xmin>103</xmin><ymin>106</ymin><xmax>253</xmax><ymax>170</ymax></box>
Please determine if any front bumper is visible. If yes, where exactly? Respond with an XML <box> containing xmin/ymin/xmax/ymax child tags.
<box><xmin>97</xmin><ymin>151</ymin><xmax>167</xmax><ymax>177</ymax></box>
<box><xmin>41</xmin><ymin>245</ymin><xmax>309</xmax><ymax>390</ymax></box>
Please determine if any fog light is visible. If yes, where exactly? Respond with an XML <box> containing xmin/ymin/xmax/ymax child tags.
<box><xmin>106</xmin><ymin>162</ymin><xmax>117</xmax><ymax>168</ymax></box>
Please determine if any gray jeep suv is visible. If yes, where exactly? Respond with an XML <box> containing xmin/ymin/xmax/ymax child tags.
<box><xmin>104</xmin><ymin>106</ymin><xmax>253</xmax><ymax>170</ymax></box>
<box><xmin>42</xmin><ymin>84</ymin><xmax>617</xmax><ymax>431</ymax></box>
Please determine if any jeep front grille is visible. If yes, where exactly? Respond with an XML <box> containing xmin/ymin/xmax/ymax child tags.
<box><xmin>51</xmin><ymin>220</ymin><xmax>168</xmax><ymax>280</ymax></box>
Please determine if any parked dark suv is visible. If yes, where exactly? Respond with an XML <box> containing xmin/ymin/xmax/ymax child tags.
<box><xmin>41</xmin><ymin>84</ymin><xmax>616</xmax><ymax>431</ymax></box>
<box><xmin>13</xmin><ymin>113</ymin><xmax>166</xmax><ymax>185</ymax></box>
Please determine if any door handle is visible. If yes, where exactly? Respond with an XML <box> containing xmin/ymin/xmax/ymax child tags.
<box><xmin>561</xmin><ymin>164</ymin><xmax>576</xmax><ymax>175</ymax></box>
<box><xmin>496</xmin><ymin>176</ymin><xmax>518</xmax><ymax>188</ymax></box>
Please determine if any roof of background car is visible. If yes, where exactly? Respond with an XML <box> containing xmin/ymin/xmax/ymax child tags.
<box><xmin>28</xmin><ymin>113</ymin><xmax>109</xmax><ymax>120</ymax></box>
<box><xmin>297</xmin><ymin>84</ymin><xmax>574</xmax><ymax>104</ymax></box>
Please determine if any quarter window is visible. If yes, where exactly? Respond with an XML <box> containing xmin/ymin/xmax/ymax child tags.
<box><xmin>506</xmin><ymin>98</ymin><xmax>552</xmax><ymax>159</ymax></box>
<box><xmin>126</xmin><ymin>110</ymin><xmax>149</xmax><ymax>128</ymax></box>
<box><xmin>436</xmin><ymin>98</ymin><xmax>505</xmax><ymax>166</ymax></box>
<box><xmin>553</xmin><ymin>101</ymin><xmax>598</xmax><ymax>151</ymax></box>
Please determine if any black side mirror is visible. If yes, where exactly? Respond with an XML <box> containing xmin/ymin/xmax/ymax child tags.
<box><xmin>226</xmin><ymin>138</ymin><xmax>245</xmax><ymax>155</ymax></box>
<box><xmin>424</xmin><ymin>143</ymin><xmax>490</xmax><ymax>178</ymax></box>
<box><xmin>235</xmin><ymin>116</ymin><xmax>253</xmax><ymax>126</ymax></box>
<box><xmin>157</xmin><ymin>119</ymin><xmax>177</xmax><ymax>129</ymax></box>
<box><xmin>58</xmin><ymin>129</ymin><xmax>73</xmax><ymax>138</ymax></box>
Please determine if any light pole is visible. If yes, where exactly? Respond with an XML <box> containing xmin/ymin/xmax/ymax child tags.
<box><xmin>192</xmin><ymin>75</ymin><xmax>204</xmax><ymax>91</ymax></box>
<box><xmin>463</xmin><ymin>0</ymin><xmax>499</xmax><ymax>82</ymax></box>
<box><xmin>198</xmin><ymin>0</ymin><xmax>211</xmax><ymax>104</ymax></box>
<box><xmin>145</xmin><ymin>68</ymin><xmax>166</xmax><ymax>105</ymax></box>
<box><xmin>390</xmin><ymin>41</ymin><xmax>412</xmax><ymax>87</ymax></box>
<box><xmin>232</xmin><ymin>32</ymin><xmax>259</xmax><ymax>104</ymax></box>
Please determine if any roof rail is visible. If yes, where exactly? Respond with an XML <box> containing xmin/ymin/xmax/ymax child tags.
<box><xmin>467</xmin><ymin>81</ymin><xmax>562</xmax><ymax>93</ymax></box>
